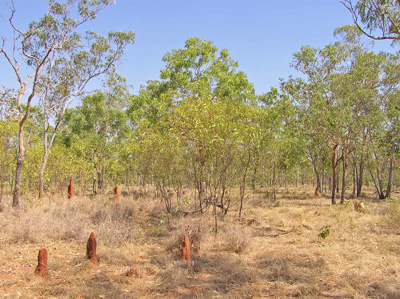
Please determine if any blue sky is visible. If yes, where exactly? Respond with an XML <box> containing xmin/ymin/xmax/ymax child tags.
<box><xmin>0</xmin><ymin>0</ymin><xmax>396</xmax><ymax>97</ymax></box>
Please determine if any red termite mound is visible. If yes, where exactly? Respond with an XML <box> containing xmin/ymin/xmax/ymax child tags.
<box><xmin>86</xmin><ymin>232</ymin><xmax>98</xmax><ymax>264</ymax></box>
<box><xmin>314</xmin><ymin>187</ymin><xmax>319</xmax><ymax>196</ymax></box>
<box><xmin>126</xmin><ymin>268</ymin><xmax>139</xmax><ymax>277</ymax></box>
<box><xmin>114</xmin><ymin>186</ymin><xmax>120</xmax><ymax>202</ymax></box>
<box><xmin>181</xmin><ymin>235</ymin><xmax>191</xmax><ymax>262</ymax></box>
<box><xmin>146</xmin><ymin>267</ymin><xmax>156</xmax><ymax>275</ymax></box>
<box><xmin>34</xmin><ymin>248</ymin><xmax>49</xmax><ymax>276</ymax></box>
<box><xmin>68</xmin><ymin>178</ymin><xmax>74</xmax><ymax>199</ymax></box>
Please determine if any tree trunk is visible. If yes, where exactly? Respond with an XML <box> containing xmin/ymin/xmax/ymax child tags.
<box><xmin>336</xmin><ymin>167</ymin><xmax>340</xmax><ymax>194</ymax></box>
<box><xmin>97</xmin><ymin>165</ymin><xmax>104</xmax><ymax>192</ymax></box>
<box><xmin>239</xmin><ymin>151</ymin><xmax>251</xmax><ymax>218</ymax></box>
<box><xmin>331</xmin><ymin>146</ymin><xmax>337</xmax><ymax>204</ymax></box>
<box><xmin>251</xmin><ymin>168</ymin><xmax>256</xmax><ymax>191</ymax></box>
<box><xmin>357</xmin><ymin>160</ymin><xmax>364</xmax><ymax>197</ymax></box>
<box><xmin>272</xmin><ymin>160</ymin><xmax>277</xmax><ymax>202</ymax></box>
<box><xmin>13</xmin><ymin>123</ymin><xmax>27</xmax><ymax>207</ymax></box>
<box><xmin>341</xmin><ymin>150</ymin><xmax>347</xmax><ymax>204</ymax></box>
<box><xmin>38</xmin><ymin>151</ymin><xmax>50</xmax><ymax>200</ymax></box>
<box><xmin>311</xmin><ymin>158</ymin><xmax>321</xmax><ymax>193</ymax></box>
<box><xmin>13</xmin><ymin>153</ymin><xmax>23</xmax><ymax>207</ymax></box>
<box><xmin>352</xmin><ymin>161</ymin><xmax>356</xmax><ymax>198</ymax></box>
<box><xmin>92</xmin><ymin>176</ymin><xmax>97</xmax><ymax>195</ymax></box>
<box><xmin>385</xmin><ymin>138</ymin><xmax>395</xmax><ymax>199</ymax></box>
<box><xmin>213</xmin><ymin>200</ymin><xmax>218</xmax><ymax>235</ymax></box>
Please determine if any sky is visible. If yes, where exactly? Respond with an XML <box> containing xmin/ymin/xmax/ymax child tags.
<box><xmin>0</xmin><ymin>0</ymin><xmax>396</xmax><ymax>98</ymax></box>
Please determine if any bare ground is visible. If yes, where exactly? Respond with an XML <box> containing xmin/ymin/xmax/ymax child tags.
<box><xmin>0</xmin><ymin>185</ymin><xmax>399</xmax><ymax>299</ymax></box>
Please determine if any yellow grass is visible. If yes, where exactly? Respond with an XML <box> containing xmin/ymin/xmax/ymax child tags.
<box><xmin>0</xmin><ymin>185</ymin><xmax>399</xmax><ymax>298</ymax></box>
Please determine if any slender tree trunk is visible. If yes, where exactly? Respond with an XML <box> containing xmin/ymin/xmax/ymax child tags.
<box><xmin>38</xmin><ymin>151</ymin><xmax>50</xmax><ymax>199</ymax></box>
<box><xmin>10</xmin><ymin>173</ymin><xmax>14</xmax><ymax>194</ymax></box>
<box><xmin>341</xmin><ymin>151</ymin><xmax>347</xmax><ymax>204</ymax></box>
<box><xmin>272</xmin><ymin>160</ymin><xmax>277</xmax><ymax>202</ymax></box>
<box><xmin>239</xmin><ymin>151</ymin><xmax>251</xmax><ymax>218</ymax></box>
<box><xmin>13</xmin><ymin>124</ymin><xmax>26</xmax><ymax>207</ymax></box>
<box><xmin>336</xmin><ymin>167</ymin><xmax>340</xmax><ymax>194</ymax></box>
<box><xmin>331</xmin><ymin>146</ymin><xmax>337</xmax><ymax>204</ymax></box>
<box><xmin>311</xmin><ymin>158</ymin><xmax>321</xmax><ymax>193</ymax></box>
<box><xmin>369</xmin><ymin>168</ymin><xmax>385</xmax><ymax>199</ymax></box>
<box><xmin>92</xmin><ymin>175</ymin><xmax>97</xmax><ymax>195</ymax></box>
<box><xmin>96</xmin><ymin>163</ymin><xmax>104</xmax><ymax>192</ymax></box>
<box><xmin>385</xmin><ymin>139</ymin><xmax>395</xmax><ymax>199</ymax></box>
<box><xmin>352</xmin><ymin>160</ymin><xmax>356</xmax><ymax>198</ymax></box>
<box><xmin>251</xmin><ymin>156</ymin><xmax>258</xmax><ymax>191</ymax></box>
<box><xmin>357</xmin><ymin>159</ymin><xmax>364</xmax><ymax>197</ymax></box>
<box><xmin>13</xmin><ymin>153</ymin><xmax>23</xmax><ymax>207</ymax></box>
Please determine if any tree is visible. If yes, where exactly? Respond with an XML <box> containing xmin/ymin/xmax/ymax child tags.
<box><xmin>340</xmin><ymin>0</ymin><xmax>400</xmax><ymax>40</ymax></box>
<box><xmin>128</xmin><ymin>38</ymin><xmax>256</xmax><ymax>231</ymax></box>
<box><xmin>36</xmin><ymin>28</ymin><xmax>134</xmax><ymax>199</ymax></box>
<box><xmin>62</xmin><ymin>90</ymin><xmax>130</xmax><ymax>194</ymax></box>
<box><xmin>160</xmin><ymin>37</ymin><xmax>255</xmax><ymax>104</ymax></box>
<box><xmin>0</xmin><ymin>0</ymin><xmax>134</xmax><ymax>206</ymax></box>
<box><xmin>365</xmin><ymin>53</ymin><xmax>400</xmax><ymax>199</ymax></box>
<box><xmin>291</xmin><ymin>26</ymin><xmax>380</xmax><ymax>204</ymax></box>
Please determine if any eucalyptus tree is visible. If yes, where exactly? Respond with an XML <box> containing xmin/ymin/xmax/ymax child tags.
<box><xmin>134</xmin><ymin>118</ymin><xmax>187</xmax><ymax>214</ymax></box>
<box><xmin>365</xmin><ymin>52</ymin><xmax>400</xmax><ymax>199</ymax></box>
<box><xmin>62</xmin><ymin>90</ymin><xmax>130</xmax><ymax>194</ymax></box>
<box><xmin>257</xmin><ymin>85</ymin><xmax>305</xmax><ymax>200</ymax></box>
<box><xmin>340</xmin><ymin>1</ymin><xmax>400</xmax><ymax>199</ymax></box>
<box><xmin>37</xmin><ymin>30</ymin><xmax>134</xmax><ymax>199</ymax></box>
<box><xmin>0</xmin><ymin>0</ymin><xmax>134</xmax><ymax>206</ymax></box>
<box><xmin>160</xmin><ymin>37</ymin><xmax>255</xmax><ymax>104</ymax></box>
<box><xmin>291</xmin><ymin>46</ymin><xmax>351</xmax><ymax>204</ymax></box>
<box><xmin>131</xmin><ymin>38</ymin><xmax>256</xmax><ymax>222</ymax></box>
<box><xmin>340</xmin><ymin>0</ymin><xmax>400</xmax><ymax>40</ymax></box>
<box><xmin>170</xmin><ymin>96</ymin><xmax>257</xmax><ymax>232</ymax></box>
<box><xmin>291</xmin><ymin>26</ymin><xmax>378</xmax><ymax>204</ymax></box>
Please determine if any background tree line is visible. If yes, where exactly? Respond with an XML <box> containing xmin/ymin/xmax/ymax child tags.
<box><xmin>0</xmin><ymin>0</ymin><xmax>399</xmax><ymax>218</ymax></box>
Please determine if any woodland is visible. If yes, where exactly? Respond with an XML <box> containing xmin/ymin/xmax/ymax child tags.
<box><xmin>0</xmin><ymin>0</ymin><xmax>398</xmax><ymax>213</ymax></box>
<box><xmin>1</xmin><ymin>1</ymin><xmax>400</xmax><ymax>298</ymax></box>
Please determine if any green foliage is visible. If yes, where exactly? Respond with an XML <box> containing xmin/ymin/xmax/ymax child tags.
<box><xmin>61</xmin><ymin>91</ymin><xmax>131</xmax><ymax>192</ymax></box>
<box><xmin>318</xmin><ymin>225</ymin><xmax>331</xmax><ymax>240</ymax></box>
<box><xmin>160</xmin><ymin>37</ymin><xmax>255</xmax><ymax>103</ymax></box>
<box><xmin>340</xmin><ymin>0</ymin><xmax>400</xmax><ymax>40</ymax></box>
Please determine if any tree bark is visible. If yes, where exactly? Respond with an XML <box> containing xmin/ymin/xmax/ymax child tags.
<box><xmin>311</xmin><ymin>157</ymin><xmax>321</xmax><ymax>193</ymax></box>
<box><xmin>340</xmin><ymin>148</ymin><xmax>347</xmax><ymax>204</ymax></box>
<box><xmin>38</xmin><ymin>151</ymin><xmax>50</xmax><ymax>200</ymax></box>
<box><xmin>357</xmin><ymin>159</ymin><xmax>364</xmax><ymax>197</ymax></box>
<box><xmin>238</xmin><ymin>151</ymin><xmax>251</xmax><ymax>218</ymax></box>
<box><xmin>13</xmin><ymin>153</ymin><xmax>23</xmax><ymax>207</ymax></box>
<box><xmin>13</xmin><ymin>123</ymin><xmax>26</xmax><ymax>207</ymax></box>
<box><xmin>331</xmin><ymin>145</ymin><xmax>338</xmax><ymax>204</ymax></box>
<box><xmin>385</xmin><ymin>138</ymin><xmax>395</xmax><ymax>199</ymax></box>
<box><xmin>352</xmin><ymin>159</ymin><xmax>356</xmax><ymax>198</ymax></box>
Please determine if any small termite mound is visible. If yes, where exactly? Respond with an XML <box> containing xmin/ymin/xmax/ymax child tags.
<box><xmin>314</xmin><ymin>187</ymin><xmax>319</xmax><ymax>196</ymax></box>
<box><xmin>181</xmin><ymin>235</ymin><xmax>191</xmax><ymax>262</ymax></box>
<box><xmin>126</xmin><ymin>268</ymin><xmax>139</xmax><ymax>277</ymax></box>
<box><xmin>34</xmin><ymin>248</ymin><xmax>49</xmax><ymax>276</ymax></box>
<box><xmin>86</xmin><ymin>232</ymin><xmax>98</xmax><ymax>264</ymax></box>
<box><xmin>114</xmin><ymin>186</ymin><xmax>120</xmax><ymax>202</ymax></box>
<box><xmin>68</xmin><ymin>178</ymin><xmax>74</xmax><ymax>199</ymax></box>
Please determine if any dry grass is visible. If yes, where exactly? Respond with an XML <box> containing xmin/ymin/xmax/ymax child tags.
<box><xmin>0</xmin><ymin>185</ymin><xmax>400</xmax><ymax>298</ymax></box>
